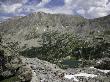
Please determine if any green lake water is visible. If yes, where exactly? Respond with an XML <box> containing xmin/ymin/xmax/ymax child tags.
<box><xmin>61</xmin><ymin>60</ymin><xmax>82</xmax><ymax>68</ymax></box>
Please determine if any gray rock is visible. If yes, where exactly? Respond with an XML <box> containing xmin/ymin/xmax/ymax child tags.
<box><xmin>1</xmin><ymin>70</ymin><xmax>13</xmax><ymax>77</ymax></box>
<box><xmin>17</xmin><ymin>65</ymin><xmax>32</xmax><ymax>82</ymax></box>
<box><xmin>94</xmin><ymin>58</ymin><xmax>110</xmax><ymax>70</ymax></box>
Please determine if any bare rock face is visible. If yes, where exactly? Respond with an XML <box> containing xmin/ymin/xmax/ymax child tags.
<box><xmin>0</xmin><ymin>35</ymin><xmax>33</xmax><ymax>82</ymax></box>
<box><xmin>5</xmin><ymin>56</ymin><xmax>22</xmax><ymax>70</ymax></box>
<box><xmin>0</xmin><ymin>50</ymin><xmax>6</xmax><ymax>70</ymax></box>
<box><xmin>0</xmin><ymin>47</ymin><xmax>33</xmax><ymax>82</ymax></box>
<box><xmin>0</xmin><ymin>55</ymin><xmax>33</xmax><ymax>82</ymax></box>
<box><xmin>94</xmin><ymin>58</ymin><xmax>110</xmax><ymax>70</ymax></box>
<box><xmin>31</xmin><ymin>70</ymin><xmax>40</xmax><ymax>82</ymax></box>
<box><xmin>22</xmin><ymin>57</ymin><xmax>65</xmax><ymax>82</ymax></box>
<box><xmin>17</xmin><ymin>65</ymin><xmax>32</xmax><ymax>82</ymax></box>
<box><xmin>0</xmin><ymin>50</ymin><xmax>7</xmax><ymax>79</ymax></box>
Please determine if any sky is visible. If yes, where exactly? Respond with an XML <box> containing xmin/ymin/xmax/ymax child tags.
<box><xmin>0</xmin><ymin>0</ymin><xmax>110</xmax><ymax>20</ymax></box>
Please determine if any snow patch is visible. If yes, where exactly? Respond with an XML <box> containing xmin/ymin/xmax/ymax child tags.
<box><xmin>64</xmin><ymin>73</ymin><xmax>97</xmax><ymax>82</ymax></box>
<box><xmin>97</xmin><ymin>61</ymin><xmax>101</xmax><ymax>64</ymax></box>
<box><xmin>64</xmin><ymin>75</ymin><xmax>79</xmax><ymax>82</ymax></box>
<box><xmin>74</xmin><ymin>73</ymin><xmax>97</xmax><ymax>78</ymax></box>
<box><xmin>90</xmin><ymin>67</ymin><xmax>110</xmax><ymax>73</ymax></box>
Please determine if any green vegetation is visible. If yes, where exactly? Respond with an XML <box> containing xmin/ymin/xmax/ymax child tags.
<box><xmin>21</xmin><ymin>29</ymin><xmax>110</xmax><ymax>68</ymax></box>
<box><xmin>0</xmin><ymin>76</ymin><xmax>20</xmax><ymax>82</ymax></box>
<box><xmin>21</xmin><ymin>30</ymin><xmax>82</xmax><ymax>62</ymax></box>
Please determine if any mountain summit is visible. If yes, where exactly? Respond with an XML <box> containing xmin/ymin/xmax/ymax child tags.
<box><xmin>0</xmin><ymin>12</ymin><xmax>110</xmax><ymax>46</ymax></box>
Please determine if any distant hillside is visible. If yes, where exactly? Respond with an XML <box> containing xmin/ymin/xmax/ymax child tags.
<box><xmin>0</xmin><ymin>12</ymin><xmax>110</xmax><ymax>47</ymax></box>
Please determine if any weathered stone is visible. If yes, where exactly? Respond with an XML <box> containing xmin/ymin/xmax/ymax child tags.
<box><xmin>17</xmin><ymin>65</ymin><xmax>32</xmax><ymax>82</ymax></box>
<box><xmin>31</xmin><ymin>70</ymin><xmax>40</xmax><ymax>82</ymax></box>
<box><xmin>1</xmin><ymin>70</ymin><xmax>13</xmax><ymax>77</ymax></box>
<box><xmin>0</xmin><ymin>50</ymin><xmax>6</xmax><ymax>73</ymax></box>
<box><xmin>5</xmin><ymin>56</ymin><xmax>22</xmax><ymax>70</ymax></box>
<box><xmin>94</xmin><ymin>58</ymin><xmax>110</xmax><ymax>70</ymax></box>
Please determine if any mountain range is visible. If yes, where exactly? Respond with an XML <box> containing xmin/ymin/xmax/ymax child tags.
<box><xmin>0</xmin><ymin>12</ymin><xmax>110</xmax><ymax>48</ymax></box>
<box><xmin>0</xmin><ymin>12</ymin><xmax>110</xmax><ymax>82</ymax></box>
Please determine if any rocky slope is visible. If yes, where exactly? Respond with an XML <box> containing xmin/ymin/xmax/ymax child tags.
<box><xmin>0</xmin><ymin>12</ymin><xmax>110</xmax><ymax>82</ymax></box>
<box><xmin>1</xmin><ymin>55</ymin><xmax>110</xmax><ymax>82</ymax></box>
<box><xmin>0</xmin><ymin>12</ymin><xmax>110</xmax><ymax>48</ymax></box>
<box><xmin>21</xmin><ymin>57</ymin><xmax>110</xmax><ymax>82</ymax></box>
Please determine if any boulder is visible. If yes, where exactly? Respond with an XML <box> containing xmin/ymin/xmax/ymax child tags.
<box><xmin>1</xmin><ymin>70</ymin><xmax>13</xmax><ymax>77</ymax></box>
<box><xmin>5</xmin><ymin>57</ymin><xmax>22</xmax><ymax>70</ymax></box>
<box><xmin>17</xmin><ymin>65</ymin><xmax>32</xmax><ymax>82</ymax></box>
<box><xmin>94</xmin><ymin>58</ymin><xmax>110</xmax><ymax>70</ymax></box>
<box><xmin>31</xmin><ymin>70</ymin><xmax>40</xmax><ymax>82</ymax></box>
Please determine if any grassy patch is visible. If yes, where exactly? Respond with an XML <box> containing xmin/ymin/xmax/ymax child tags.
<box><xmin>0</xmin><ymin>76</ymin><xmax>20</xmax><ymax>82</ymax></box>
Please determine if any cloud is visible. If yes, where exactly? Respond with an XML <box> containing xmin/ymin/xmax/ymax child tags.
<box><xmin>0</xmin><ymin>16</ymin><xmax>11</xmax><ymax>20</ymax></box>
<box><xmin>72</xmin><ymin>0</ymin><xmax>110</xmax><ymax>18</ymax></box>
<box><xmin>34</xmin><ymin>0</ymin><xmax>110</xmax><ymax>18</ymax></box>
<box><xmin>0</xmin><ymin>0</ymin><xmax>110</xmax><ymax>20</ymax></box>
<box><xmin>86</xmin><ymin>6</ymin><xmax>110</xmax><ymax>18</ymax></box>
<box><xmin>0</xmin><ymin>3</ymin><xmax>22</xmax><ymax>13</ymax></box>
<box><xmin>0</xmin><ymin>0</ymin><xmax>28</xmax><ymax>4</ymax></box>
<box><xmin>36</xmin><ymin>7</ymin><xmax>73</xmax><ymax>15</ymax></box>
<box><xmin>37</xmin><ymin>0</ymin><xmax>51</xmax><ymax>7</ymax></box>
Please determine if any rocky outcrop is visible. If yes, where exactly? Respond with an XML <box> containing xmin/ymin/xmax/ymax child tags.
<box><xmin>17</xmin><ymin>65</ymin><xmax>32</xmax><ymax>82</ymax></box>
<box><xmin>22</xmin><ymin>57</ymin><xmax>110</xmax><ymax>82</ymax></box>
<box><xmin>31</xmin><ymin>70</ymin><xmax>40</xmax><ymax>82</ymax></box>
<box><xmin>0</xmin><ymin>47</ymin><xmax>33</xmax><ymax>82</ymax></box>
<box><xmin>0</xmin><ymin>12</ymin><xmax>110</xmax><ymax>82</ymax></box>
<box><xmin>0</xmin><ymin>50</ymin><xmax>6</xmax><ymax>74</ymax></box>
<box><xmin>94</xmin><ymin>58</ymin><xmax>110</xmax><ymax>70</ymax></box>
<box><xmin>21</xmin><ymin>57</ymin><xmax>65</xmax><ymax>82</ymax></box>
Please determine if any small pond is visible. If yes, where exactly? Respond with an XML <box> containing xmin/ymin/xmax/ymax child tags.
<box><xmin>61</xmin><ymin>59</ymin><xmax>82</xmax><ymax>68</ymax></box>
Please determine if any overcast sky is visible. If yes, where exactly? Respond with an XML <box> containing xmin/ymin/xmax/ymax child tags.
<box><xmin>0</xmin><ymin>0</ymin><xmax>110</xmax><ymax>20</ymax></box>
